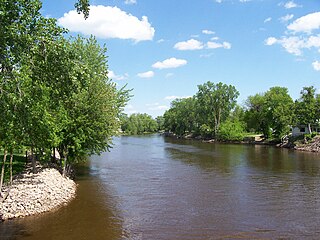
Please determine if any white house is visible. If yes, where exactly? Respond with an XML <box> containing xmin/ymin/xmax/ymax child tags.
<box><xmin>292</xmin><ymin>124</ymin><xmax>320</xmax><ymax>136</ymax></box>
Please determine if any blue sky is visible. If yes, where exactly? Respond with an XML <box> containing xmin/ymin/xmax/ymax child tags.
<box><xmin>41</xmin><ymin>0</ymin><xmax>320</xmax><ymax>117</ymax></box>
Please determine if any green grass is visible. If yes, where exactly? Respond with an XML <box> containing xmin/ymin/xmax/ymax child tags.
<box><xmin>0</xmin><ymin>154</ymin><xmax>26</xmax><ymax>182</ymax></box>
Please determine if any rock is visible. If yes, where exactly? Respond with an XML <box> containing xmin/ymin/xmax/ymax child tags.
<box><xmin>0</xmin><ymin>167</ymin><xmax>76</xmax><ymax>221</ymax></box>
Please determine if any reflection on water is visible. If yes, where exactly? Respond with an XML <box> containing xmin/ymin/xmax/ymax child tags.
<box><xmin>1</xmin><ymin>134</ymin><xmax>320</xmax><ymax>239</ymax></box>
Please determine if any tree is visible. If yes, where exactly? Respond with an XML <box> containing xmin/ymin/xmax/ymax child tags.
<box><xmin>196</xmin><ymin>82</ymin><xmax>239</xmax><ymax>136</ymax></box>
<box><xmin>295</xmin><ymin>86</ymin><xmax>318</xmax><ymax>133</ymax></box>
<box><xmin>244</xmin><ymin>87</ymin><xmax>294</xmax><ymax>140</ymax></box>
<box><xmin>75</xmin><ymin>0</ymin><xmax>90</xmax><ymax>19</ymax></box>
<box><xmin>121</xmin><ymin>113</ymin><xmax>158</xmax><ymax>135</ymax></box>
<box><xmin>164</xmin><ymin>97</ymin><xmax>197</xmax><ymax>136</ymax></box>
<box><xmin>264</xmin><ymin>87</ymin><xmax>294</xmax><ymax>139</ymax></box>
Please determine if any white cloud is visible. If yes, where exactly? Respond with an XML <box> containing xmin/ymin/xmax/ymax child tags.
<box><xmin>280</xmin><ymin>14</ymin><xmax>294</xmax><ymax>22</ymax></box>
<box><xmin>264</xmin><ymin>17</ymin><xmax>272</xmax><ymax>23</ymax></box>
<box><xmin>215</xmin><ymin>0</ymin><xmax>222</xmax><ymax>3</ymax></box>
<box><xmin>58</xmin><ymin>5</ymin><xmax>155</xmax><ymax>42</ymax></box>
<box><xmin>152</xmin><ymin>58</ymin><xmax>187</xmax><ymax>69</ymax></box>
<box><xmin>265</xmin><ymin>37</ymin><xmax>278</xmax><ymax>46</ymax></box>
<box><xmin>164</xmin><ymin>96</ymin><xmax>192</xmax><ymax>100</ymax></box>
<box><xmin>207</xmin><ymin>41</ymin><xmax>231</xmax><ymax>49</ymax></box>
<box><xmin>265</xmin><ymin>35</ymin><xmax>320</xmax><ymax>56</ymax></box>
<box><xmin>211</xmin><ymin>36</ymin><xmax>219</xmax><ymax>41</ymax></box>
<box><xmin>312</xmin><ymin>61</ymin><xmax>320</xmax><ymax>71</ymax></box>
<box><xmin>124</xmin><ymin>0</ymin><xmax>137</xmax><ymax>5</ymax></box>
<box><xmin>284</xmin><ymin>1</ymin><xmax>299</xmax><ymax>9</ymax></box>
<box><xmin>239</xmin><ymin>0</ymin><xmax>251</xmax><ymax>2</ymax></box>
<box><xmin>174</xmin><ymin>39</ymin><xmax>204</xmax><ymax>50</ymax></box>
<box><xmin>157</xmin><ymin>39</ymin><xmax>165</xmax><ymax>43</ymax></box>
<box><xmin>108</xmin><ymin>70</ymin><xmax>129</xmax><ymax>80</ymax></box>
<box><xmin>202</xmin><ymin>29</ymin><xmax>215</xmax><ymax>35</ymax></box>
<box><xmin>137</xmin><ymin>71</ymin><xmax>154</xmax><ymax>78</ymax></box>
<box><xmin>287</xmin><ymin>12</ymin><xmax>320</xmax><ymax>33</ymax></box>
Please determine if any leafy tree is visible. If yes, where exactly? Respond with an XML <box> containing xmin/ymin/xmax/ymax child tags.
<box><xmin>294</xmin><ymin>86</ymin><xmax>318</xmax><ymax>133</ymax></box>
<box><xmin>196</xmin><ymin>81</ymin><xmax>239</xmax><ymax>136</ymax></box>
<box><xmin>265</xmin><ymin>87</ymin><xmax>294</xmax><ymax>139</ymax></box>
<box><xmin>164</xmin><ymin>97</ymin><xmax>197</xmax><ymax>136</ymax></box>
<box><xmin>155</xmin><ymin>116</ymin><xmax>165</xmax><ymax>131</ymax></box>
<box><xmin>244</xmin><ymin>93</ymin><xmax>269</xmax><ymax>136</ymax></box>
<box><xmin>121</xmin><ymin>113</ymin><xmax>158</xmax><ymax>135</ymax></box>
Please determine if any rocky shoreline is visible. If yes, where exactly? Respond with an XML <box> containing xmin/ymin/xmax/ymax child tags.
<box><xmin>0</xmin><ymin>167</ymin><xmax>76</xmax><ymax>221</ymax></box>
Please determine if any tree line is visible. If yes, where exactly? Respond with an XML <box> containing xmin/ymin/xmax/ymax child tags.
<box><xmin>0</xmin><ymin>0</ymin><xmax>129</xmax><ymax>194</ymax></box>
<box><xmin>163</xmin><ymin>82</ymin><xmax>320</xmax><ymax>141</ymax></box>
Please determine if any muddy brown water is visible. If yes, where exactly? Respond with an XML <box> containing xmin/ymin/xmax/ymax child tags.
<box><xmin>1</xmin><ymin>134</ymin><xmax>320</xmax><ymax>239</ymax></box>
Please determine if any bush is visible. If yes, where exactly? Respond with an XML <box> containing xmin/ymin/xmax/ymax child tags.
<box><xmin>217</xmin><ymin>120</ymin><xmax>245</xmax><ymax>141</ymax></box>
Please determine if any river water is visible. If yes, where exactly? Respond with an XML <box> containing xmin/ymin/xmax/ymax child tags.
<box><xmin>1</xmin><ymin>134</ymin><xmax>320</xmax><ymax>239</ymax></box>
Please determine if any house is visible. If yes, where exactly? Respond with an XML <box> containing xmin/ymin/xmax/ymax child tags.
<box><xmin>292</xmin><ymin>124</ymin><xmax>320</xmax><ymax>136</ymax></box>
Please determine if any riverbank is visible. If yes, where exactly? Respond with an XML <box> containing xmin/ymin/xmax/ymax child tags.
<box><xmin>0</xmin><ymin>167</ymin><xmax>76</xmax><ymax>221</ymax></box>
<box><xmin>162</xmin><ymin>132</ymin><xmax>320</xmax><ymax>153</ymax></box>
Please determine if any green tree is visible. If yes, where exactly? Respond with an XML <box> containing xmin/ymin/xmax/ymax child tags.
<box><xmin>265</xmin><ymin>87</ymin><xmax>294</xmax><ymax>139</ymax></box>
<box><xmin>294</xmin><ymin>86</ymin><xmax>318</xmax><ymax>133</ymax></box>
<box><xmin>196</xmin><ymin>82</ymin><xmax>239</xmax><ymax>136</ymax></box>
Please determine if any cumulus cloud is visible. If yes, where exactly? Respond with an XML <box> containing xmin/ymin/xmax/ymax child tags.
<box><xmin>207</xmin><ymin>41</ymin><xmax>231</xmax><ymax>49</ymax></box>
<box><xmin>287</xmin><ymin>12</ymin><xmax>320</xmax><ymax>33</ymax></box>
<box><xmin>124</xmin><ymin>0</ymin><xmax>137</xmax><ymax>5</ymax></box>
<box><xmin>312</xmin><ymin>61</ymin><xmax>320</xmax><ymax>71</ymax></box>
<box><xmin>137</xmin><ymin>71</ymin><xmax>154</xmax><ymax>78</ymax></box>
<box><xmin>265</xmin><ymin>37</ymin><xmax>278</xmax><ymax>46</ymax></box>
<box><xmin>202</xmin><ymin>29</ymin><xmax>215</xmax><ymax>35</ymax></box>
<box><xmin>108</xmin><ymin>70</ymin><xmax>129</xmax><ymax>80</ymax></box>
<box><xmin>284</xmin><ymin>1</ymin><xmax>299</xmax><ymax>9</ymax></box>
<box><xmin>280</xmin><ymin>14</ymin><xmax>294</xmax><ymax>22</ymax></box>
<box><xmin>265</xmin><ymin>35</ymin><xmax>320</xmax><ymax>56</ymax></box>
<box><xmin>152</xmin><ymin>58</ymin><xmax>187</xmax><ymax>69</ymax></box>
<box><xmin>174</xmin><ymin>39</ymin><xmax>204</xmax><ymax>50</ymax></box>
<box><xmin>58</xmin><ymin>5</ymin><xmax>155</xmax><ymax>42</ymax></box>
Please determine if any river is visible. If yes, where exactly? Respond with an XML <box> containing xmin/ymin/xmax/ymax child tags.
<box><xmin>1</xmin><ymin>134</ymin><xmax>320</xmax><ymax>239</ymax></box>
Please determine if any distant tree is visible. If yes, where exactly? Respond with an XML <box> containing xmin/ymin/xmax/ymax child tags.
<box><xmin>294</xmin><ymin>86</ymin><xmax>318</xmax><ymax>133</ymax></box>
<box><xmin>156</xmin><ymin>116</ymin><xmax>165</xmax><ymax>131</ymax></box>
<box><xmin>164</xmin><ymin>97</ymin><xmax>197</xmax><ymax>136</ymax></box>
<box><xmin>196</xmin><ymin>82</ymin><xmax>239</xmax><ymax>136</ymax></box>
<box><xmin>121</xmin><ymin>113</ymin><xmax>158</xmax><ymax>135</ymax></box>
<box><xmin>244</xmin><ymin>87</ymin><xmax>293</xmax><ymax>140</ymax></box>
<box><xmin>264</xmin><ymin>87</ymin><xmax>294</xmax><ymax>139</ymax></box>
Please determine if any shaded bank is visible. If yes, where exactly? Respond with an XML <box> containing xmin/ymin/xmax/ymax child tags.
<box><xmin>0</xmin><ymin>168</ymin><xmax>76</xmax><ymax>221</ymax></box>
<box><xmin>162</xmin><ymin>132</ymin><xmax>320</xmax><ymax>153</ymax></box>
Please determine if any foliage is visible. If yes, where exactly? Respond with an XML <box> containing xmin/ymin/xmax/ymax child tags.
<box><xmin>164</xmin><ymin>97</ymin><xmax>197</xmax><ymax>136</ymax></box>
<box><xmin>121</xmin><ymin>113</ymin><xmax>158</xmax><ymax>135</ymax></box>
<box><xmin>294</xmin><ymin>86</ymin><xmax>319</xmax><ymax>133</ymax></box>
<box><xmin>217</xmin><ymin>120</ymin><xmax>245</xmax><ymax>141</ymax></box>
<box><xmin>196</xmin><ymin>81</ymin><xmax>239</xmax><ymax>136</ymax></box>
<box><xmin>0</xmin><ymin>0</ymin><xmax>129</xmax><ymax>182</ymax></box>
<box><xmin>244</xmin><ymin>87</ymin><xmax>294</xmax><ymax>140</ymax></box>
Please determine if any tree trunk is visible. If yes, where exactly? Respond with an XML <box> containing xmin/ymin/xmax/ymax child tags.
<box><xmin>9</xmin><ymin>150</ymin><xmax>13</xmax><ymax>185</ymax></box>
<box><xmin>0</xmin><ymin>149</ymin><xmax>8</xmax><ymax>197</ymax></box>
<box><xmin>308</xmin><ymin>123</ymin><xmax>312</xmax><ymax>134</ymax></box>
<box><xmin>62</xmin><ymin>148</ymin><xmax>68</xmax><ymax>177</ymax></box>
<box><xmin>31</xmin><ymin>147</ymin><xmax>36</xmax><ymax>174</ymax></box>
